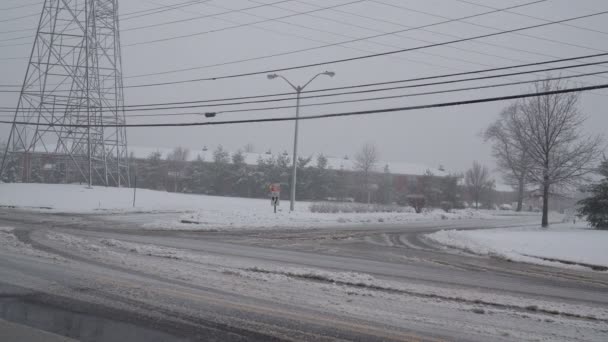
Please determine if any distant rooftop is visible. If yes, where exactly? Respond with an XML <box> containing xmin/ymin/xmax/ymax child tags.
<box><xmin>129</xmin><ymin>146</ymin><xmax>450</xmax><ymax>177</ymax></box>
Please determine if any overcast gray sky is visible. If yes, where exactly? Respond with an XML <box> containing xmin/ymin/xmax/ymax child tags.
<box><xmin>1</xmin><ymin>0</ymin><xmax>607</xmax><ymax>176</ymax></box>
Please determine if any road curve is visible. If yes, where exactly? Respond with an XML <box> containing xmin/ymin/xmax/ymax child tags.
<box><xmin>1</xmin><ymin>209</ymin><xmax>607</xmax><ymax>342</ymax></box>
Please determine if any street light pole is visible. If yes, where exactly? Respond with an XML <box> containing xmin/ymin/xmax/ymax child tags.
<box><xmin>267</xmin><ymin>71</ymin><xmax>335</xmax><ymax>211</ymax></box>
<box><xmin>290</xmin><ymin>88</ymin><xmax>301</xmax><ymax>212</ymax></box>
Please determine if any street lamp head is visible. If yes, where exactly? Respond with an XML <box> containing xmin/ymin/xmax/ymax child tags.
<box><xmin>267</xmin><ymin>74</ymin><xmax>279</xmax><ymax>80</ymax></box>
<box><xmin>323</xmin><ymin>71</ymin><xmax>335</xmax><ymax>77</ymax></box>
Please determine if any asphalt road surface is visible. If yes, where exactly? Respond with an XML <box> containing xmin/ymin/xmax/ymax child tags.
<box><xmin>0</xmin><ymin>209</ymin><xmax>607</xmax><ymax>341</ymax></box>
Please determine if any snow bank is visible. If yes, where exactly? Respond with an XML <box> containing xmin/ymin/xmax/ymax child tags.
<box><xmin>0</xmin><ymin>183</ymin><xmax>284</xmax><ymax>213</ymax></box>
<box><xmin>426</xmin><ymin>223</ymin><xmax>608</xmax><ymax>270</ymax></box>
<box><xmin>0</xmin><ymin>183</ymin><xmax>507</xmax><ymax>230</ymax></box>
<box><xmin>0</xmin><ymin>226</ymin><xmax>64</xmax><ymax>261</ymax></box>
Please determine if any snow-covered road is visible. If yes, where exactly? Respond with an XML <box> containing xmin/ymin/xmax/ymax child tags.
<box><xmin>1</xmin><ymin>209</ymin><xmax>607</xmax><ymax>341</ymax></box>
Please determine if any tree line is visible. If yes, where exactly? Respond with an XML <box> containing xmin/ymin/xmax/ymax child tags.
<box><xmin>129</xmin><ymin>143</ymin><xmax>508</xmax><ymax>212</ymax></box>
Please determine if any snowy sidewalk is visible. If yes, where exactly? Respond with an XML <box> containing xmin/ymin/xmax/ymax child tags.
<box><xmin>426</xmin><ymin>223</ymin><xmax>608</xmax><ymax>271</ymax></box>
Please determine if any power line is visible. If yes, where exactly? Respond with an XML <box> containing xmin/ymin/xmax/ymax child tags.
<box><xmin>244</xmin><ymin>0</ymin><xmax>608</xmax><ymax>91</ymax></box>
<box><xmin>2</xmin><ymin>52</ymin><xmax>607</xmax><ymax>104</ymax></box>
<box><xmin>122</xmin><ymin>0</ymin><xmax>367</xmax><ymax>47</ymax></box>
<box><xmin>370</xmin><ymin>0</ymin><xmax>606</xmax><ymax>54</ymax></box>
<box><xmin>110</xmin><ymin>70</ymin><xmax>599</xmax><ymax>117</ymax></box>
<box><xmin>131</xmin><ymin>0</ymin><xmax>475</xmax><ymax>81</ymax></box>
<box><xmin>449</xmin><ymin>0</ymin><xmax>608</xmax><ymax>36</ymax></box>
<box><xmin>122</xmin><ymin>0</ymin><xmax>297</xmax><ymax>32</ymax></box>
<box><xmin>1</xmin><ymin>83</ymin><xmax>605</xmax><ymax>127</ymax></box>
<box><xmin>186</xmin><ymin>70</ymin><xmax>608</xmax><ymax>116</ymax></box>
<box><xmin>0</xmin><ymin>0</ymin><xmax>211</xmax><ymax>41</ymax></box>
<box><xmin>0</xmin><ymin>12</ymin><xmax>38</xmax><ymax>23</ymax></box>
<box><xmin>121</xmin><ymin>0</ymin><xmax>212</xmax><ymax>21</ymax></box>
<box><xmin>0</xmin><ymin>2</ymin><xmax>41</xmax><ymax>11</ymax></box>
<box><xmin>125</xmin><ymin>0</ymin><xmax>522</xmax><ymax>80</ymax></box>
<box><xmin>122</xmin><ymin>10</ymin><xmax>608</xmax><ymax>88</ymax></box>
<box><xmin>122</xmin><ymin>0</ymin><xmax>544</xmax><ymax>80</ymax></box>
<box><xmin>101</xmin><ymin>59</ymin><xmax>608</xmax><ymax>111</ymax></box>
<box><xmin>2</xmin><ymin>60</ymin><xmax>607</xmax><ymax>114</ymax></box>
<box><xmin>37</xmin><ymin>69</ymin><xmax>600</xmax><ymax>119</ymax></box>
<box><xmin>292</xmin><ymin>0</ymin><xmax>608</xmax><ymax>81</ymax></box>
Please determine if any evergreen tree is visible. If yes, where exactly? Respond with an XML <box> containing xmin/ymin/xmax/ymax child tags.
<box><xmin>440</xmin><ymin>174</ymin><xmax>463</xmax><ymax>210</ymax></box>
<box><xmin>295</xmin><ymin>156</ymin><xmax>313</xmax><ymax>200</ymax></box>
<box><xmin>311</xmin><ymin>154</ymin><xmax>331</xmax><ymax>200</ymax></box>
<box><xmin>141</xmin><ymin>151</ymin><xmax>164</xmax><ymax>190</ymax></box>
<box><xmin>577</xmin><ymin>159</ymin><xmax>608</xmax><ymax>230</ymax></box>
<box><xmin>210</xmin><ymin>146</ymin><xmax>230</xmax><ymax>195</ymax></box>
<box><xmin>254</xmin><ymin>155</ymin><xmax>274</xmax><ymax>197</ymax></box>
<box><xmin>377</xmin><ymin>165</ymin><xmax>393</xmax><ymax>204</ymax></box>
<box><xmin>186</xmin><ymin>155</ymin><xmax>208</xmax><ymax>194</ymax></box>
<box><xmin>230</xmin><ymin>150</ymin><xmax>251</xmax><ymax>197</ymax></box>
<box><xmin>418</xmin><ymin>170</ymin><xmax>441</xmax><ymax>208</ymax></box>
<box><xmin>275</xmin><ymin>152</ymin><xmax>291</xmax><ymax>197</ymax></box>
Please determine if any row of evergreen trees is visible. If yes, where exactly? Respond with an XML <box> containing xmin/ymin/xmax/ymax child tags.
<box><xmin>0</xmin><ymin>143</ymin><xmax>497</xmax><ymax>209</ymax></box>
<box><xmin>132</xmin><ymin>147</ymin><xmax>356</xmax><ymax>202</ymax></box>
<box><xmin>131</xmin><ymin>146</ymin><xmax>473</xmax><ymax>207</ymax></box>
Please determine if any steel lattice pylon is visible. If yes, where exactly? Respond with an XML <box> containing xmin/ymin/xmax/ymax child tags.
<box><xmin>0</xmin><ymin>0</ymin><xmax>129</xmax><ymax>187</ymax></box>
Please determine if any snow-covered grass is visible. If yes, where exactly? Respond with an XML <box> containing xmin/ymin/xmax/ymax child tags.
<box><xmin>0</xmin><ymin>182</ymin><xmax>281</xmax><ymax>213</ymax></box>
<box><xmin>426</xmin><ymin>223</ymin><xmax>608</xmax><ymax>270</ymax></box>
<box><xmin>0</xmin><ymin>183</ymin><xmax>514</xmax><ymax>230</ymax></box>
<box><xmin>309</xmin><ymin>202</ymin><xmax>415</xmax><ymax>213</ymax></box>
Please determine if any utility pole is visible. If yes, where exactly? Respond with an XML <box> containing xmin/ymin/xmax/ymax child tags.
<box><xmin>267</xmin><ymin>71</ymin><xmax>335</xmax><ymax>211</ymax></box>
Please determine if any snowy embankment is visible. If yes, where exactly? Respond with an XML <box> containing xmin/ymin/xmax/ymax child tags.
<box><xmin>426</xmin><ymin>223</ymin><xmax>608</xmax><ymax>271</ymax></box>
<box><xmin>0</xmin><ymin>183</ymin><xmax>513</xmax><ymax>230</ymax></box>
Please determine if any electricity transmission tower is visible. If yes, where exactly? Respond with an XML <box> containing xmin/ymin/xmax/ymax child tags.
<box><xmin>0</xmin><ymin>0</ymin><xmax>129</xmax><ymax>187</ymax></box>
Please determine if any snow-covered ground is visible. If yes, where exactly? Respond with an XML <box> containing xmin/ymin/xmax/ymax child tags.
<box><xmin>0</xmin><ymin>183</ymin><xmax>513</xmax><ymax>230</ymax></box>
<box><xmin>41</xmin><ymin>230</ymin><xmax>608</xmax><ymax>323</ymax></box>
<box><xmin>426</xmin><ymin>223</ymin><xmax>608</xmax><ymax>270</ymax></box>
<box><xmin>0</xmin><ymin>226</ymin><xmax>64</xmax><ymax>261</ymax></box>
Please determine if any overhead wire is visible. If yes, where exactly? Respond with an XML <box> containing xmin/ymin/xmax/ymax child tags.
<box><xmin>370</xmin><ymin>0</ymin><xmax>607</xmax><ymax>53</ymax></box>
<box><xmin>291</xmin><ymin>0</ymin><xmax>608</xmax><ymax>74</ymax></box>
<box><xmin>449</xmin><ymin>0</ymin><xmax>608</xmax><ymax>36</ymax></box>
<box><xmin>137</xmin><ymin>0</ymin><xmax>479</xmax><ymax>81</ymax></box>
<box><xmin>1</xmin><ymin>52</ymin><xmax>606</xmax><ymax>99</ymax></box>
<box><xmin>122</xmin><ymin>0</ymin><xmax>297</xmax><ymax>32</ymax></box>
<box><xmin>122</xmin><ymin>0</ymin><xmax>368</xmax><ymax>47</ymax></box>
<box><xmin>127</xmin><ymin>0</ymin><xmax>516</xmax><ymax>80</ymax></box>
<box><xmin>1</xmin><ymin>83</ymin><xmax>606</xmax><ymax>127</ymax></box>
<box><xmin>287</xmin><ymin>0</ymin><xmax>608</xmax><ymax>94</ymax></box>
<box><xmin>1</xmin><ymin>57</ymin><xmax>606</xmax><ymax>112</ymax></box>
<box><xmin>0</xmin><ymin>2</ymin><xmax>42</xmax><ymax>12</ymax></box>
<box><xmin>1</xmin><ymin>71</ymin><xmax>604</xmax><ymax>119</ymax></box>
<box><xmin>3</xmin><ymin>69</ymin><xmax>592</xmax><ymax>119</ymax></box>
<box><xmin>121</xmin><ymin>10</ymin><xmax>608</xmax><ymax>88</ymax></box>
<box><xmin>0</xmin><ymin>0</ymin><xmax>212</xmax><ymax>42</ymax></box>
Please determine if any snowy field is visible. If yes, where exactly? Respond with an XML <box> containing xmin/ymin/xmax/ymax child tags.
<box><xmin>426</xmin><ymin>223</ymin><xmax>608</xmax><ymax>270</ymax></box>
<box><xmin>0</xmin><ymin>183</ymin><xmax>510</xmax><ymax>230</ymax></box>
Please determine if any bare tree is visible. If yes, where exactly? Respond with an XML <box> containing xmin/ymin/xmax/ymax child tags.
<box><xmin>516</xmin><ymin>80</ymin><xmax>603</xmax><ymax>227</ymax></box>
<box><xmin>354</xmin><ymin>142</ymin><xmax>379</xmax><ymax>203</ymax></box>
<box><xmin>484</xmin><ymin>103</ymin><xmax>532</xmax><ymax>211</ymax></box>
<box><xmin>465</xmin><ymin>161</ymin><xmax>494</xmax><ymax>209</ymax></box>
<box><xmin>243</xmin><ymin>143</ymin><xmax>255</xmax><ymax>153</ymax></box>
<box><xmin>167</xmin><ymin>146</ymin><xmax>190</xmax><ymax>192</ymax></box>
